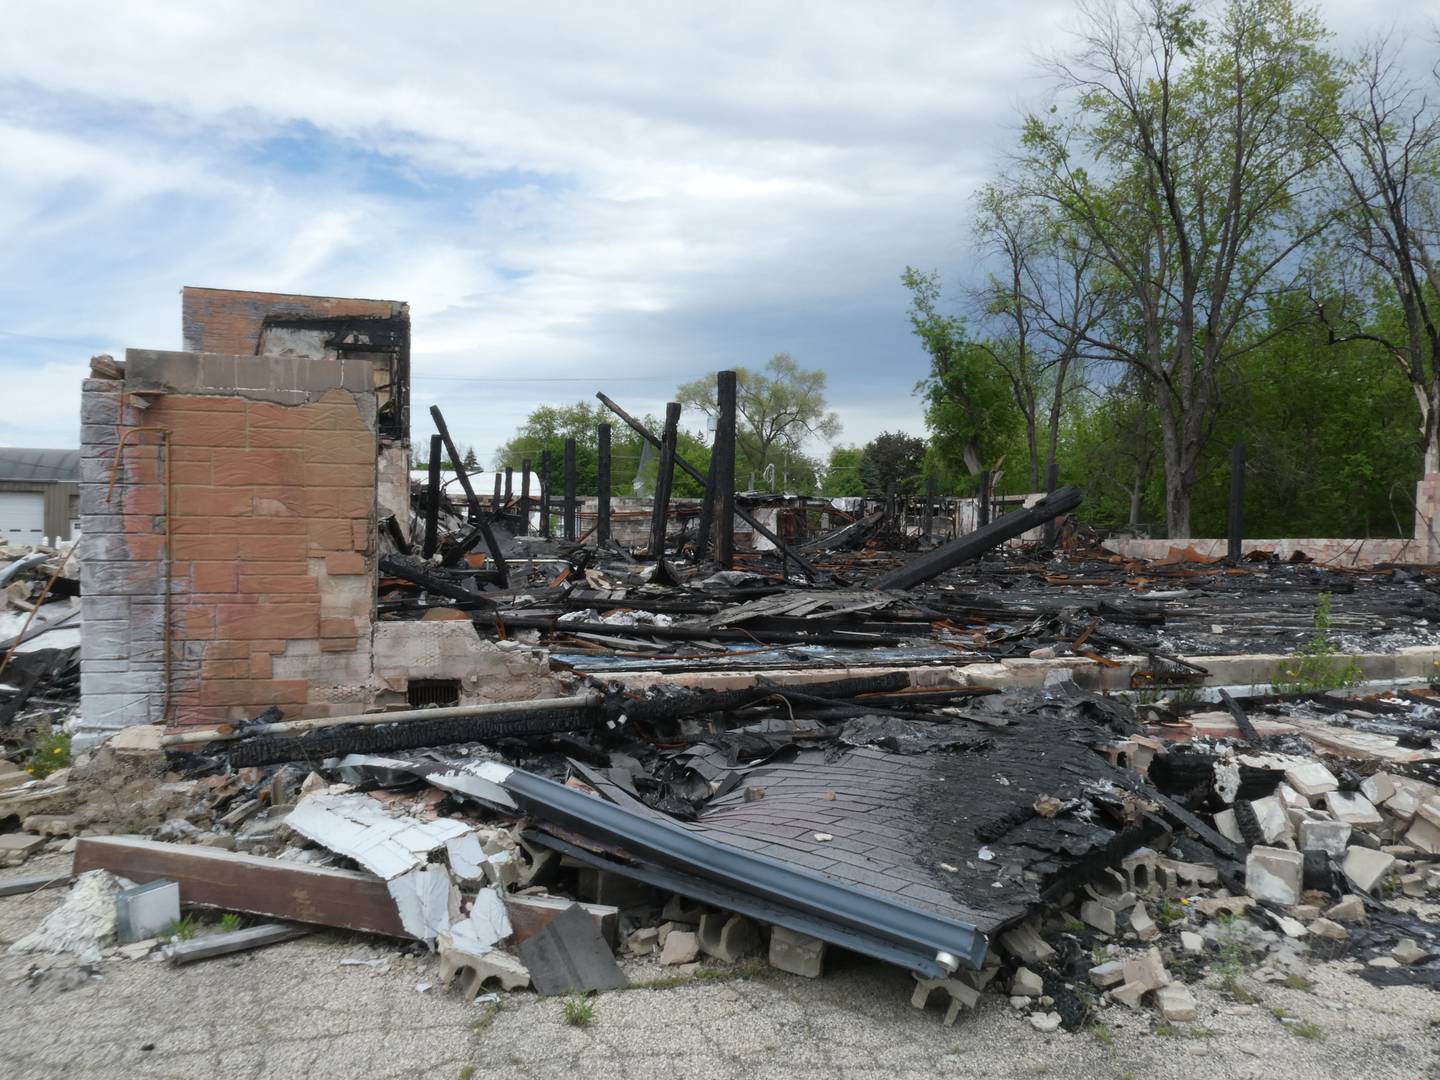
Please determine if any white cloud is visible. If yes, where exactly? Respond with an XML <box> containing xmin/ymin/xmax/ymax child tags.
<box><xmin>0</xmin><ymin>0</ymin><xmax>1429</xmax><ymax>454</ymax></box>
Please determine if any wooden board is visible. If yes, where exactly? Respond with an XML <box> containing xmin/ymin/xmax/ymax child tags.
<box><xmin>504</xmin><ymin>893</ymin><xmax>618</xmax><ymax>947</ymax></box>
<box><xmin>74</xmin><ymin>836</ymin><xmax>410</xmax><ymax>938</ymax></box>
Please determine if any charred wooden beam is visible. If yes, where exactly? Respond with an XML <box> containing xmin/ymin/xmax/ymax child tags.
<box><xmin>596</xmin><ymin>424</ymin><xmax>612</xmax><ymax>544</ymax></box>
<box><xmin>429</xmin><ymin>406</ymin><xmax>508</xmax><ymax>586</ymax></box>
<box><xmin>714</xmin><ymin>370</ymin><xmax>737</xmax><ymax>567</ymax></box>
<box><xmin>539</xmin><ymin>449</ymin><xmax>553</xmax><ymax>539</ymax></box>
<box><xmin>563</xmin><ymin>438</ymin><xmax>578</xmax><ymax>541</ymax></box>
<box><xmin>380</xmin><ymin>554</ymin><xmax>498</xmax><ymax>606</ymax></box>
<box><xmin>871</xmin><ymin>486</ymin><xmax>1083</xmax><ymax>590</ymax></box>
<box><xmin>596</xmin><ymin>386</ymin><xmax>822</xmax><ymax>580</ymax></box>
<box><xmin>519</xmin><ymin>458</ymin><xmax>532</xmax><ymax>536</ymax></box>
<box><xmin>423</xmin><ymin>433</ymin><xmax>442</xmax><ymax>559</ymax></box>
<box><xmin>648</xmin><ymin>402</ymin><xmax>681</xmax><ymax>559</ymax></box>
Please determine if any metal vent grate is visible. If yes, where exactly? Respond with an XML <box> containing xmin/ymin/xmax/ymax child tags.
<box><xmin>406</xmin><ymin>679</ymin><xmax>461</xmax><ymax>708</ymax></box>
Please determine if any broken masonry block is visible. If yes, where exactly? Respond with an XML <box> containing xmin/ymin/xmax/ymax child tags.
<box><xmin>1214</xmin><ymin>809</ymin><xmax>1243</xmax><ymax>845</ymax></box>
<box><xmin>1119</xmin><ymin>848</ymin><xmax>1160</xmax><ymax>894</ymax></box>
<box><xmin>911</xmin><ymin>975</ymin><xmax>980</xmax><ymax>1027</ymax></box>
<box><xmin>1404</xmin><ymin>813</ymin><xmax>1440</xmax><ymax>855</ymax></box>
<box><xmin>1249</xmin><ymin>796</ymin><xmax>1294</xmax><ymax>844</ymax></box>
<box><xmin>955</xmin><ymin>952</ymin><xmax>1001</xmax><ymax>991</ymax></box>
<box><xmin>661</xmin><ymin>894</ymin><xmax>706</xmax><ymax>923</ymax></box>
<box><xmin>1308</xmin><ymin>917</ymin><xmax>1348</xmax><ymax>942</ymax></box>
<box><xmin>1010</xmin><ymin>966</ymin><xmax>1044</xmax><ymax>997</ymax></box>
<box><xmin>1324</xmin><ymin>791</ymin><xmax>1383</xmax><ymax>828</ymax></box>
<box><xmin>768</xmin><ymin>926</ymin><xmax>826</xmax><ymax>978</ymax></box>
<box><xmin>659</xmin><ymin>930</ymin><xmax>700</xmax><ymax>966</ymax></box>
<box><xmin>1128</xmin><ymin>902</ymin><xmax>1159</xmax><ymax>942</ymax></box>
<box><xmin>626</xmin><ymin>926</ymin><xmax>659</xmax><ymax>956</ymax></box>
<box><xmin>1324</xmin><ymin>894</ymin><xmax>1367</xmax><ymax>923</ymax></box>
<box><xmin>1109</xmin><ymin>981</ymin><xmax>1147</xmax><ymax>1009</ymax></box>
<box><xmin>696</xmin><ymin>912</ymin><xmax>761</xmax><ymax>963</ymax></box>
<box><xmin>437</xmin><ymin>931</ymin><xmax>531</xmax><ymax>997</ymax></box>
<box><xmin>1085</xmin><ymin>868</ymin><xmax>1138</xmax><ymax>912</ymax></box>
<box><xmin>1360</xmin><ymin>773</ymin><xmax>1396</xmax><ymax>805</ymax></box>
<box><xmin>1079</xmin><ymin>901</ymin><xmax>1116</xmax><ymax>935</ymax></box>
<box><xmin>1392</xmin><ymin>938</ymin><xmax>1428</xmax><ymax>965</ymax></box>
<box><xmin>1387</xmin><ymin>788</ymin><xmax>1421</xmax><ymax>823</ymax></box>
<box><xmin>1400</xmin><ymin>872</ymin><xmax>1426</xmax><ymax>897</ymax></box>
<box><xmin>1088</xmin><ymin>960</ymin><xmax>1126</xmax><ymax>988</ymax></box>
<box><xmin>1298</xmin><ymin>819</ymin><xmax>1351</xmax><ymax>859</ymax></box>
<box><xmin>1245</xmin><ymin>846</ymin><xmax>1304</xmax><ymax>906</ymax></box>
<box><xmin>1180</xmin><ymin>931</ymin><xmax>1205</xmax><ymax>953</ymax></box>
<box><xmin>1121</xmin><ymin>947</ymin><xmax>1170</xmax><ymax>992</ymax></box>
<box><xmin>1284</xmin><ymin>763</ymin><xmax>1339</xmax><ymax>799</ymax></box>
<box><xmin>1155</xmin><ymin>857</ymin><xmax>1219</xmax><ymax>890</ymax></box>
<box><xmin>1029</xmin><ymin>1011</ymin><xmax>1062</xmax><ymax>1032</ymax></box>
<box><xmin>998</xmin><ymin>918</ymin><xmax>1055</xmax><ymax>967</ymax></box>
<box><xmin>1341</xmin><ymin>846</ymin><xmax>1395</xmax><ymax>895</ymax></box>
<box><xmin>1154</xmin><ymin>984</ymin><xmax>1198</xmax><ymax>1022</ymax></box>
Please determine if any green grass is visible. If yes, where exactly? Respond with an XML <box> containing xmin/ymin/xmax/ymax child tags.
<box><xmin>622</xmin><ymin>957</ymin><xmax>770</xmax><ymax>992</ymax></box>
<box><xmin>1289</xmin><ymin>1020</ymin><xmax>1325</xmax><ymax>1040</ymax></box>
<box><xmin>1283</xmin><ymin>974</ymin><xmax>1314</xmax><ymax>992</ymax></box>
<box><xmin>218</xmin><ymin>913</ymin><xmax>243</xmax><ymax>933</ymax></box>
<box><xmin>164</xmin><ymin>914</ymin><xmax>198</xmax><ymax>941</ymax></box>
<box><xmin>458</xmin><ymin>1067</ymin><xmax>476</xmax><ymax>1080</ymax></box>
<box><xmin>470</xmin><ymin>1001</ymin><xmax>501</xmax><ymax>1034</ymax></box>
<box><xmin>25</xmin><ymin>723</ymin><xmax>71</xmax><ymax>779</ymax></box>
<box><xmin>562</xmin><ymin>993</ymin><xmax>595</xmax><ymax>1027</ymax></box>
<box><xmin>1089</xmin><ymin>1020</ymin><xmax>1116</xmax><ymax>1047</ymax></box>
<box><xmin>1153</xmin><ymin>899</ymin><xmax>1186</xmax><ymax>927</ymax></box>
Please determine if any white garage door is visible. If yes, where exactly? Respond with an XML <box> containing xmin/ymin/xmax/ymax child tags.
<box><xmin>0</xmin><ymin>492</ymin><xmax>45</xmax><ymax>542</ymax></box>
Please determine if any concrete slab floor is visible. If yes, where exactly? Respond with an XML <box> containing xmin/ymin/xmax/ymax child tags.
<box><xmin>1</xmin><ymin>857</ymin><xmax>1438</xmax><ymax>1080</ymax></box>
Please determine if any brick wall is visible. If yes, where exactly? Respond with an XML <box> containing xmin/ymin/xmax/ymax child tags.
<box><xmin>181</xmin><ymin>286</ymin><xmax>406</xmax><ymax>356</ymax></box>
<box><xmin>79</xmin><ymin>351</ymin><xmax>381</xmax><ymax>733</ymax></box>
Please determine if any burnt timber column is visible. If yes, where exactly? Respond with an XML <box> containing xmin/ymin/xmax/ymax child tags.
<box><xmin>539</xmin><ymin>450</ymin><xmax>552</xmax><ymax>539</ymax></box>
<box><xmin>648</xmin><ymin>402</ymin><xmax>681</xmax><ymax>559</ymax></box>
<box><xmin>714</xmin><ymin>370</ymin><xmax>737</xmax><ymax>567</ymax></box>
<box><xmin>596</xmin><ymin>425</ymin><xmax>611</xmax><ymax>544</ymax></box>
<box><xmin>563</xmin><ymin>438</ymin><xmax>577</xmax><ymax>541</ymax></box>
<box><xmin>1228</xmin><ymin>443</ymin><xmax>1245</xmax><ymax>564</ymax></box>
<box><xmin>977</xmin><ymin>470</ymin><xmax>991</xmax><ymax>528</ymax></box>
<box><xmin>423</xmin><ymin>434</ymin><xmax>442</xmax><ymax>558</ymax></box>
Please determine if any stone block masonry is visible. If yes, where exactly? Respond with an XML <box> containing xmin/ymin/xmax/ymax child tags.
<box><xmin>79</xmin><ymin>348</ymin><xmax>382</xmax><ymax>735</ymax></box>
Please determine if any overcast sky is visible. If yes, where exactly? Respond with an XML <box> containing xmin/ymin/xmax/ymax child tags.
<box><xmin>0</xmin><ymin>0</ymin><xmax>1428</xmax><ymax>462</ymax></box>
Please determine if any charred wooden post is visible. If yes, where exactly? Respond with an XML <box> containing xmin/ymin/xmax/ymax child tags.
<box><xmin>648</xmin><ymin>402</ymin><xmax>682</xmax><ymax>559</ymax></box>
<box><xmin>504</xmin><ymin>466</ymin><xmax>513</xmax><ymax>503</ymax></box>
<box><xmin>596</xmin><ymin>383</ymin><xmax>819</xmax><ymax>578</ymax></box>
<box><xmin>423</xmin><ymin>433</ymin><xmax>442</xmax><ymax>558</ymax></box>
<box><xmin>563</xmin><ymin>437</ymin><xmax>577</xmax><ymax>541</ymax></box>
<box><xmin>977</xmin><ymin>470</ymin><xmax>991</xmax><ymax>527</ymax></box>
<box><xmin>695</xmin><ymin>441</ymin><xmax>720</xmax><ymax>560</ymax></box>
<box><xmin>596</xmin><ymin>424</ymin><xmax>612</xmax><ymax>544</ymax></box>
<box><xmin>714</xmin><ymin>370</ymin><xmax>738</xmax><ymax>568</ymax></box>
<box><xmin>492</xmin><ymin>472</ymin><xmax>502</xmax><ymax>515</ymax></box>
<box><xmin>539</xmin><ymin>450</ymin><xmax>552</xmax><ymax>539</ymax></box>
<box><xmin>519</xmin><ymin>458</ymin><xmax>532</xmax><ymax>536</ymax></box>
<box><xmin>1228</xmin><ymin>443</ymin><xmax>1246</xmax><ymax>564</ymax></box>
<box><xmin>1043</xmin><ymin>462</ymin><xmax>1060</xmax><ymax>545</ymax></box>
<box><xmin>872</xmin><ymin>485</ymin><xmax>1083</xmax><ymax>590</ymax></box>
<box><xmin>428</xmin><ymin>405</ymin><xmax>508</xmax><ymax>586</ymax></box>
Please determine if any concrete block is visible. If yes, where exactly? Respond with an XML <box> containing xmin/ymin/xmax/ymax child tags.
<box><xmin>437</xmin><ymin>932</ymin><xmax>530</xmax><ymax>996</ymax></box>
<box><xmin>1324</xmin><ymin>894</ymin><xmax>1367</xmax><ymax>923</ymax></box>
<box><xmin>1180</xmin><ymin>931</ymin><xmax>1205</xmax><ymax>953</ymax></box>
<box><xmin>1246</xmin><ymin>846</ymin><xmax>1304</xmax><ymax>906</ymax></box>
<box><xmin>1308</xmin><ymin>917</ymin><xmax>1349</xmax><ymax>941</ymax></box>
<box><xmin>1284</xmin><ymin>763</ymin><xmax>1338</xmax><ymax>799</ymax></box>
<box><xmin>1030</xmin><ymin>1011</ymin><xmax>1062</xmax><ymax>1032</ymax></box>
<box><xmin>1214</xmin><ymin>809</ymin><xmax>1243</xmax><ymax>844</ymax></box>
<box><xmin>696</xmin><ymin>913</ymin><xmax>760</xmax><ymax>963</ymax></box>
<box><xmin>1251</xmin><ymin>796</ymin><xmax>1294</xmax><ymax>843</ymax></box>
<box><xmin>1120</xmin><ymin>847</ymin><xmax>1159</xmax><ymax>893</ymax></box>
<box><xmin>658</xmin><ymin>930</ymin><xmax>699</xmax><ymax>966</ymax></box>
<box><xmin>1129</xmin><ymin>902</ymin><xmax>1159</xmax><ymax>941</ymax></box>
<box><xmin>998</xmin><ymin>919</ymin><xmax>1055</xmax><ymax>966</ymax></box>
<box><xmin>1089</xmin><ymin>960</ymin><xmax>1126</xmax><ymax>988</ymax></box>
<box><xmin>1110</xmin><ymin>981</ymin><xmax>1147</xmax><ymax>1009</ymax></box>
<box><xmin>1011</xmin><ymin>966</ymin><xmax>1044</xmax><ymax>997</ymax></box>
<box><xmin>627</xmin><ymin>926</ymin><xmax>659</xmax><ymax>955</ymax></box>
<box><xmin>1341</xmin><ymin>846</ymin><xmax>1395</xmax><ymax>894</ymax></box>
<box><xmin>1080</xmin><ymin>900</ymin><xmax>1116</xmax><ymax>935</ymax></box>
<box><xmin>1121</xmin><ymin>946</ymin><xmax>1170</xmax><ymax>991</ymax></box>
<box><xmin>1298</xmin><ymin>818</ymin><xmax>1352</xmax><ymax>859</ymax></box>
<box><xmin>768</xmin><ymin>926</ymin><xmax>826</xmax><ymax>978</ymax></box>
<box><xmin>1404</xmin><ymin>813</ymin><xmax>1440</xmax><ymax>854</ymax></box>
<box><xmin>1386</xmin><ymin>788</ymin><xmax>1421</xmax><ymax>823</ymax></box>
<box><xmin>1155</xmin><ymin>984</ymin><xmax>1198</xmax><ymax>1022</ymax></box>
<box><xmin>1325</xmin><ymin>791</ymin><xmax>1383</xmax><ymax>827</ymax></box>
<box><xmin>911</xmin><ymin>975</ymin><xmax>980</xmax><ymax>1026</ymax></box>
<box><xmin>1392</xmin><ymin>938</ymin><xmax>1428</xmax><ymax>965</ymax></box>
<box><xmin>1361</xmin><ymin>773</ymin><xmax>1396</xmax><ymax>805</ymax></box>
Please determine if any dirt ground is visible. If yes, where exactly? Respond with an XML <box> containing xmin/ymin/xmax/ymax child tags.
<box><xmin>2</xmin><ymin>855</ymin><xmax>1438</xmax><ymax>1080</ymax></box>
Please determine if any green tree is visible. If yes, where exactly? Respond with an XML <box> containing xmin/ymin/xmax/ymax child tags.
<box><xmin>904</xmin><ymin>266</ymin><xmax>1022</xmax><ymax>476</ymax></box>
<box><xmin>462</xmin><ymin>446</ymin><xmax>479</xmax><ymax>471</ymax></box>
<box><xmin>858</xmin><ymin>431</ymin><xmax>928</xmax><ymax>495</ymax></box>
<box><xmin>821</xmin><ymin>446</ymin><xmax>866</xmax><ymax>497</ymax></box>
<box><xmin>678</xmin><ymin>354</ymin><xmax>839</xmax><ymax>483</ymax></box>
<box><xmin>1314</xmin><ymin>36</ymin><xmax>1440</xmax><ymax>475</ymax></box>
<box><xmin>1017</xmin><ymin>0</ymin><xmax>1344</xmax><ymax>537</ymax></box>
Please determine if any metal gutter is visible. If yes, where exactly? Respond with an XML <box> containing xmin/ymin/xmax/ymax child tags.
<box><xmin>464</xmin><ymin>763</ymin><xmax>987</xmax><ymax>972</ymax></box>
